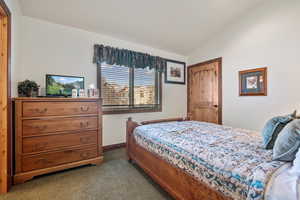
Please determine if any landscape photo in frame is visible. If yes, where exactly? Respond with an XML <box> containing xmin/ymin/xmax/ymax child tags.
<box><xmin>165</xmin><ymin>60</ymin><xmax>186</xmax><ymax>84</ymax></box>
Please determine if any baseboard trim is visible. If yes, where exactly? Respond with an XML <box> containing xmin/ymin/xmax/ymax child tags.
<box><xmin>103</xmin><ymin>143</ymin><xmax>126</xmax><ymax>152</ymax></box>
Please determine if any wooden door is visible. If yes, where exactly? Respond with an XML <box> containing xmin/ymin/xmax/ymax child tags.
<box><xmin>0</xmin><ymin>0</ymin><xmax>10</xmax><ymax>194</ymax></box>
<box><xmin>188</xmin><ymin>58</ymin><xmax>222</xmax><ymax>124</ymax></box>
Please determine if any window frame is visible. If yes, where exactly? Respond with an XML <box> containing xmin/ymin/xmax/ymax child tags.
<box><xmin>97</xmin><ymin>64</ymin><xmax>162</xmax><ymax>115</ymax></box>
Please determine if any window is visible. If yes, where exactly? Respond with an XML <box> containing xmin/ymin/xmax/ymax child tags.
<box><xmin>98</xmin><ymin>63</ymin><xmax>162</xmax><ymax>114</ymax></box>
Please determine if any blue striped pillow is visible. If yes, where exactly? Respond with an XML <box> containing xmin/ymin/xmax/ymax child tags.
<box><xmin>273</xmin><ymin>119</ymin><xmax>300</xmax><ymax>161</ymax></box>
<box><xmin>261</xmin><ymin>112</ymin><xmax>296</xmax><ymax>149</ymax></box>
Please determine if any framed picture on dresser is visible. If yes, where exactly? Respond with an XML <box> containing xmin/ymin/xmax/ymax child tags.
<box><xmin>239</xmin><ymin>67</ymin><xmax>267</xmax><ymax>96</ymax></box>
<box><xmin>165</xmin><ymin>60</ymin><xmax>186</xmax><ymax>84</ymax></box>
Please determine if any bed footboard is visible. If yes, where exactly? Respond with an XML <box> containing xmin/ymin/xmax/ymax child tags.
<box><xmin>126</xmin><ymin>117</ymin><xmax>230</xmax><ymax>200</ymax></box>
<box><xmin>126</xmin><ymin>117</ymin><xmax>140</xmax><ymax>161</ymax></box>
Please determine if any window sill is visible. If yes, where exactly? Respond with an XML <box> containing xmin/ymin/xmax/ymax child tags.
<box><xmin>102</xmin><ymin>107</ymin><xmax>162</xmax><ymax>115</ymax></box>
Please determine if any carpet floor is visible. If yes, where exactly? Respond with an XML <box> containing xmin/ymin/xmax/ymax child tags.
<box><xmin>0</xmin><ymin>148</ymin><xmax>173</xmax><ymax>200</ymax></box>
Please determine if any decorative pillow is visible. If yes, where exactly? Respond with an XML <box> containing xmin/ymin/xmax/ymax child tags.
<box><xmin>261</xmin><ymin>111</ymin><xmax>296</xmax><ymax>149</ymax></box>
<box><xmin>273</xmin><ymin>119</ymin><xmax>300</xmax><ymax>161</ymax></box>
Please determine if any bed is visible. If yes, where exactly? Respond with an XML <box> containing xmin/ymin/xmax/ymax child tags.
<box><xmin>126</xmin><ymin>117</ymin><xmax>297</xmax><ymax>200</ymax></box>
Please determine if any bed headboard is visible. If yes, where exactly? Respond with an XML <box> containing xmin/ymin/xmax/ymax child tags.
<box><xmin>140</xmin><ymin>117</ymin><xmax>186</xmax><ymax>125</ymax></box>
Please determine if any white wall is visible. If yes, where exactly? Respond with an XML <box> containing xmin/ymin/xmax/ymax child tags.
<box><xmin>4</xmin><ymin>0</ymin><xmax>22</xmax><ymax>95</ymax></box>
<box><xmin>188</xmin><ymin>0</ymin><xmax>300</xmax><ymax>131</ymax></box>
<box><xmin>18</xmin><ymin>16</ymin><xmax>187</xmax><ymax>145</ymax></box>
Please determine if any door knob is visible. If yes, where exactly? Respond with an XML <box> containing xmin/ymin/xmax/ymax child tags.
<box><xmin>213</xmin><ymin>105</ymin><xmax>218</xmax><ymax>108</ymax></box>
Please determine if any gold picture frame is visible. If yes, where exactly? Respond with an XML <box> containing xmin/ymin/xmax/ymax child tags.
<box><xmin>239</xmin><ymin>67</ymin><xmax>267</xmax><ymax>96</ymax></box>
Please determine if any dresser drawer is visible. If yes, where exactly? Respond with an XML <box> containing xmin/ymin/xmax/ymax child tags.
<box><xmin>23</xmin><ymin>101</ymin><xmax>99</xmax><ymax>117</ymax></box>
<box><xmin>22</xmin><ymin>146</ymin><xmax>98</xmax><ymax>172</ymax></box>
<box><xmin>23</xmin><ymin>131</ymin><xmax>98</xmax><ymax>154</ymax></box>
<box><xmin>23</xmin><ymin>117</ymin><xmax>98</xmax><ymax>136</ymax></box>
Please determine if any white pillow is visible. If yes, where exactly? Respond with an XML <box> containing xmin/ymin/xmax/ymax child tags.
<box><xmin>290</xmin><ymin>148</ymin><xmax>300</xmax><ymax>175</ymax></box>
<box><xmin>266</xmin><ymin>150</ymin><xmax>300</xmax><ymax>200</ymax></box>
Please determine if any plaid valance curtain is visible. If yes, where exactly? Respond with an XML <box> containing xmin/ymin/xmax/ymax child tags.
<box><xmin>93</xmin><ymin>44</ymin><xmax>166</xmax><ymax>72</ymax></box>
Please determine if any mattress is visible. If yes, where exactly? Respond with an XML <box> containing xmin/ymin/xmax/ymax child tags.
<box><xmin>133</xmin><ymin>121</ymin><xmax>286</xmax><ymax>200</ymax></box>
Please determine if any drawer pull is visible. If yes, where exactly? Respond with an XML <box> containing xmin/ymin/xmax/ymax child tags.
<box><xmin>80</xmin><ymin>106</ymin><xmax>90</xmax><ymax>112</ymax></box>
<box><xmin>34</xmin><ymin>142</ymin><xmax>48</xmax><ymax>151</ymax></box>
<box><xmin>80</xmin><ymin>152</ymin><xmax>90</xmax><ymax>159</ymax></box>
<box><xmin>80</xmin><ymin>137</ymin><xmax>91</xmax><ymax>144</ymax></box>
<box><xmin>65</xmin><ymin>149</ymin><xmax>75</xmax><ymax>154</ymax></box>
<box><xmin>80</xmin><ymin>122</ymin><xmax>89</xmax><ymax>128</ymax></box>
<box><xmin>35</xmin><ymin>158</ymin><xmax>53</xmax><ymax>165</ymax></box>
<box><xmin>34</xmin><ymin>125</ymin><xmax>48</xmax><ymax>131</ymax></box>
<box><xmin>34</xmin><ymin>108</ymin><xmax>48</xmax><ymax>114</ymax></box>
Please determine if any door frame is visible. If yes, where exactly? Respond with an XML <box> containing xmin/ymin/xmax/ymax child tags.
<box><xmin>187</xmin><ymin>57</ymin><xmax>222</xmax><ymax>124</ymax></box>
<box><xmin>0</xmin><ymin>0</ymin><xmax>11</xmax><ymax>194</ymax></box>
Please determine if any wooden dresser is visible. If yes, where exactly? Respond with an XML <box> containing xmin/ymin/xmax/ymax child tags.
<box><xmin>13</xmin><ymin>98</ymin><xmax>103</xmax><ymax>184</ymax></box>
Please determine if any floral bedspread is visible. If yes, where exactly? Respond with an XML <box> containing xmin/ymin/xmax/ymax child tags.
<box><xmin>133</xmin><ymin>121</ymin><xmax>285</xmax><ymax>200</ymax></box>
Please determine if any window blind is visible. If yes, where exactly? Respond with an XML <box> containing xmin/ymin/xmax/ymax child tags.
<box><xmin>99</xmin><ymin>63</ymin><xmax>162</xmax><ymax>113</ymax></box>
<box><xmin>134</xmin><ymin>68</ymin><xmax>156</xmax><ymax>106</ymax></box>
<box><xmin>101</xmin><ymin>64</ymin><xmax>130</xmax><ymax>106</ymax></box>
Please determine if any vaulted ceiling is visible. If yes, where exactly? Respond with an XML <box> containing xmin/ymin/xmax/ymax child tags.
<box><xmin>19</xmin><ymin>0</ymin><xmax>265</xmax><ymax>55</ymax></box>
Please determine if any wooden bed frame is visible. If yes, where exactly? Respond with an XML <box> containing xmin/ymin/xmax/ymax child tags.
<box><xmin>126</xmin><ymin>117</ymin><xmax>231</xmax><ymax>200</ymax></box>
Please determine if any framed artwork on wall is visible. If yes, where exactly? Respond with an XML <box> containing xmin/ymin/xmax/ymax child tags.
<box><xmin>239</xmin><ymin>67</ymin><xmax>267</xmax><ymax>96</ymax></box>
<box><xmin>165</xmin><ymin>60</ymin><xmax>186</xmax><ymax>84</ymax></box>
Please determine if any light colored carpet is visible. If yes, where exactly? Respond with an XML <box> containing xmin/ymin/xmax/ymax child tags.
<box><xmin>0</xmin><ymin>148</ymin><xmax>173</xmax><ymax>200</ymax></box>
